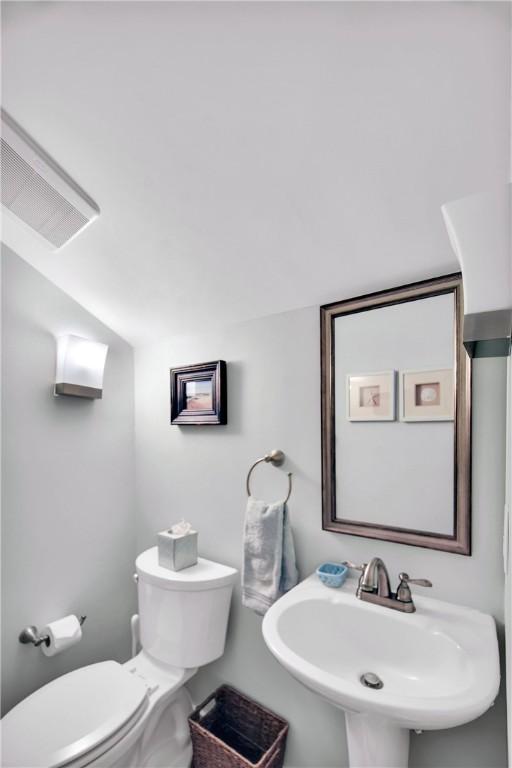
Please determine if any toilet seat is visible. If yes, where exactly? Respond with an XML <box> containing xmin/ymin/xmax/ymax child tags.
<box><xmin>1</xmin><ymin>661</ymin><xmax>149</xmax><ymax>768</ymax></box>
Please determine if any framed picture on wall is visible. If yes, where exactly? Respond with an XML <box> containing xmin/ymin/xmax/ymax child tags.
<box><xmin>400</xmin><ymin>369</ymin><xmax>454</xmax><ymax>422</ymax></box>
<box><xmin>346</xmin><ymin>371</ymin><xmax>396</xmax><ymax>421</ymax></box>
<box><xmin>170</xmin><ymin>360</ymin><xmax>227</xmax><ymax>425</ymax></box>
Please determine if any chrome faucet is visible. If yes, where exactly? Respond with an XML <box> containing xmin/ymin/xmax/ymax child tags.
<box><xmin>343</xmin><ymin>557</ymin><xmax>432</xmax><ymax>613</ymax></box>
<box><xmin>358</xmin><ymin>557</ymin><xmax>391</xmax><ymax>598</ymax></box>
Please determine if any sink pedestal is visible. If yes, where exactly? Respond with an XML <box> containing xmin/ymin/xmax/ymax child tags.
<box><xmin>345</xmin><ymin>712</ymin><xmax>409</xmax><ymax>768</ymax></box>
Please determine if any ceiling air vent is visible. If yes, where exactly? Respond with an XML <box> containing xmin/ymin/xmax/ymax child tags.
<box><xmin>1</xmin><ymin>109</ymin><xmax>99</xmax><ymax>249</ymax></box>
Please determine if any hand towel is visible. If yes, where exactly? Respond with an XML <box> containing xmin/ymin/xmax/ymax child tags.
<box><xmin>242</xmin><ymin>496</ymin><xmax>299</xmax><ymax>615</ymax></box>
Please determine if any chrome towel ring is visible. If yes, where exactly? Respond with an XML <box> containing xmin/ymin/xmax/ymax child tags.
<box><xmin>246</xmin><ymin>449</ymin><xmax>292</xmax><ymax>503</ymax></box>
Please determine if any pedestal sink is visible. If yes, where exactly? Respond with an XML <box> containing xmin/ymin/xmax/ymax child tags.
<box><xmin>262</xmin><ymin>574</ymin><xmax>499</xmax><ymax>768</ymax></box>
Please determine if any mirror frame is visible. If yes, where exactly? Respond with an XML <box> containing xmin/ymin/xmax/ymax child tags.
<box><xmin>320</xmin><ymin>273</ymin><xmax>471</xmax><ymax>555</ymax></box>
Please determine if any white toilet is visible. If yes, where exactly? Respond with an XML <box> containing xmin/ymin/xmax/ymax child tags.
<box><xmin>2</xmin><ymin>547</ymin><xmax>238</xmax><ymax>768</ymax></box>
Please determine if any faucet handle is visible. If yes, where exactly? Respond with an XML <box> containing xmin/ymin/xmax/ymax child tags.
<box><xmin>342</xmin><ymin>561</ymin><xmax>366</xmax><ymax>572</ymax></box>
<box><xmin>399</xmin><ymin>573</ymin><xmax>432</xmax><ymax>588</ymax></box>
<box><xmin>396</xmin><ymin>572</ymin><xmax>432</xmax><ymax>604</ymax></box>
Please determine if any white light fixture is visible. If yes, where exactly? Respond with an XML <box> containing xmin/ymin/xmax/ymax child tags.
<box><xmin>55</xmin><ymin>335</ymin><xmax>108</xmax><ymax>399</ymax></box>
<box><xmin>441</xmin><ymin>183</ymin><xmax>511</xmax><ymax>357</ymax></box>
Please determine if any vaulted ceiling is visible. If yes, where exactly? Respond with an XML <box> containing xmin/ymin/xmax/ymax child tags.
<box><xmin>2</xmin><ymin>2</ymin><xmax>510</xmax><ymax>345</ymax></box>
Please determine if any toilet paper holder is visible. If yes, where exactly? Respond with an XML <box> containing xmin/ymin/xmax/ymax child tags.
<box><xmin>19</xmin><ymin>615</ymin><xmax>87</xmax><ymax>647</ymax></box>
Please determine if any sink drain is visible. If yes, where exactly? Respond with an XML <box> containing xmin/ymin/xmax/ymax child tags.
<box><xmin>360</xmin><ymin>672</ymin><xmax>383</xmax><ymax>690</ymax></box>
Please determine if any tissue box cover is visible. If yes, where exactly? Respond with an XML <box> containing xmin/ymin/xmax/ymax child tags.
<box><xmin>158</xmin><ymin>529</ymin><xmax>198</xmax><ymax>571</ymax></box>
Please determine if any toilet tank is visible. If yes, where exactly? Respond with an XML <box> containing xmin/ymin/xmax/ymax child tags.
<box><xmin>135</xmin><ymin>546</ymin><xmax>238</xmax><ymax>668</ymax></box>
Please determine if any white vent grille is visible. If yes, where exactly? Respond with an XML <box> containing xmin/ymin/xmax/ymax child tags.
<box><xmin>1</xmin><ymin>110</ymin><xmax>99</xmax><ymax>249</ymax></box>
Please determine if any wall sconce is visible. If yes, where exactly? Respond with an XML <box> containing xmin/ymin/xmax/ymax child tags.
<box><xmin>441</xmin><ymin>183</ymin><xmax>511</xmax><ymax>357</ymax></box>
<box><xmin>55</xmin><ymin>335</ymin><xmax>108</xmax><ymax>399</ymax></box>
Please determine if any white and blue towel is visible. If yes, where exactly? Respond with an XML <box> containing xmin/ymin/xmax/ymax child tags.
<box><xmin>242</xmin><ymin>497</ymin><xmax>299</xmax><ymax>615</ymax></box>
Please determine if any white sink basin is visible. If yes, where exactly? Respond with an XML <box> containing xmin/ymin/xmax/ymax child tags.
<box><xmin>262</xmin><ymin>574</ymin><xmax>499</xmax><ymax>767</ymax></box>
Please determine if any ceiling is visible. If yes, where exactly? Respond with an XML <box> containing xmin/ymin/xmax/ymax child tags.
<box><xmin>1</xmin><ymin>2</ymin><xmax>509</xmax><ymax>346</ymax></box>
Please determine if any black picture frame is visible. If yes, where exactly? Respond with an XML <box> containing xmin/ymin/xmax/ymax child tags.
<box><xmin>170</xmin><ymin>360</ymin><xmax>227</xmax><ymax>425</ymax></box>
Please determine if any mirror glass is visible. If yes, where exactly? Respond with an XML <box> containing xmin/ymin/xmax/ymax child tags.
<box><xmin>321</xmin><ymin>275</ymin><xmax>471</xmax><ymax>554</ymax></box>
<box><xmin>334</xmin><ymin>293</ymin><xmax>454</xmax><ymax>534</ymax></box>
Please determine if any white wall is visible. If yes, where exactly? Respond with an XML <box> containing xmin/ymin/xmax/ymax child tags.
<box><xmin>134</xmin><ymin>306</ymin><xmax>507</xmax><ymax>768</ymax></box>
<box><xmin>1</xmin><ymin>247</ymin><xmax>137</xmax><ymax>715</ymax></box>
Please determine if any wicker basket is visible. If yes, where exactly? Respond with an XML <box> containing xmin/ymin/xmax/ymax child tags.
<box><xmin>189</xmin><ymin>684</ymin><xmax>289</xmax><ymax>768</ymax></box>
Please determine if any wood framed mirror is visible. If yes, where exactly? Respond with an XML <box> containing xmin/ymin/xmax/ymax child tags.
<box><xmin>320</xmin><ymin>274</ymin><xmax>471</xmax><ymax>554</ymax></box>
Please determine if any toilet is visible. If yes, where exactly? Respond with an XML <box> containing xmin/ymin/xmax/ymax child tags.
<box><xmin>1</xmin><ymin>547</ymin><xmax>238</xmax><ymax>768</ymax></box>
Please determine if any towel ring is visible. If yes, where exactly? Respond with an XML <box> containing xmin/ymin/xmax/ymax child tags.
<box><xmin>246</xmin><ymin>449</ymin><xmax>292</xmax><ymax>503</ymax></box>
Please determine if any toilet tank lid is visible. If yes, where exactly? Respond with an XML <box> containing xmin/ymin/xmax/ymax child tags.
<box><xmin>136</xmin><ymin>547</ymin><xmax>238</xmax><ymax>591</ymax></box>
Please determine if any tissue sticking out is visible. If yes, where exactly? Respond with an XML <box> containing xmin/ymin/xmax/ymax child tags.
<box><xmin>171</xmin><ymin>519</ymin><xmax>193</xmax><ymax>536</ymax></box>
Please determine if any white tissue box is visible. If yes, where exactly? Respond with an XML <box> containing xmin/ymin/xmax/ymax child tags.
<box><xmin>157</xmin><ymin>528</ymin><xmax>198</xmax><ymax>571</ymax></box>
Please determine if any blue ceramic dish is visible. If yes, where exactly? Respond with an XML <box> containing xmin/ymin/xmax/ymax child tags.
<box><xmin>316</xmin><ymin>562</ymin><xmax>348</xmax><ymax>588</ymax></box>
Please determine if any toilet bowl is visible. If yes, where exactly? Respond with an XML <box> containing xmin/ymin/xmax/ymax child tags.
<box><xmin>1</xmin><ymin>549</ymin><xmax>238</xmax><ymax>768</ymax></box>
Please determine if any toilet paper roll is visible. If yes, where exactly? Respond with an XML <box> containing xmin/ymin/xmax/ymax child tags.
<box><xmin>41</xmin><ymin>614</ymin><xmax>82</xmax><ymax>657</ymax></box>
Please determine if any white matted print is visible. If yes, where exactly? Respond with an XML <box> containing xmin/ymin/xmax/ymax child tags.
<box><xmin>346</xmin><ymin>371</ymin><xmax>396</xmax><ymax>421</ymax></box>
<box><xmin>400</xmin><ymin>369</ymin><xmax>454</xmax><ymax>422</ymax></box>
